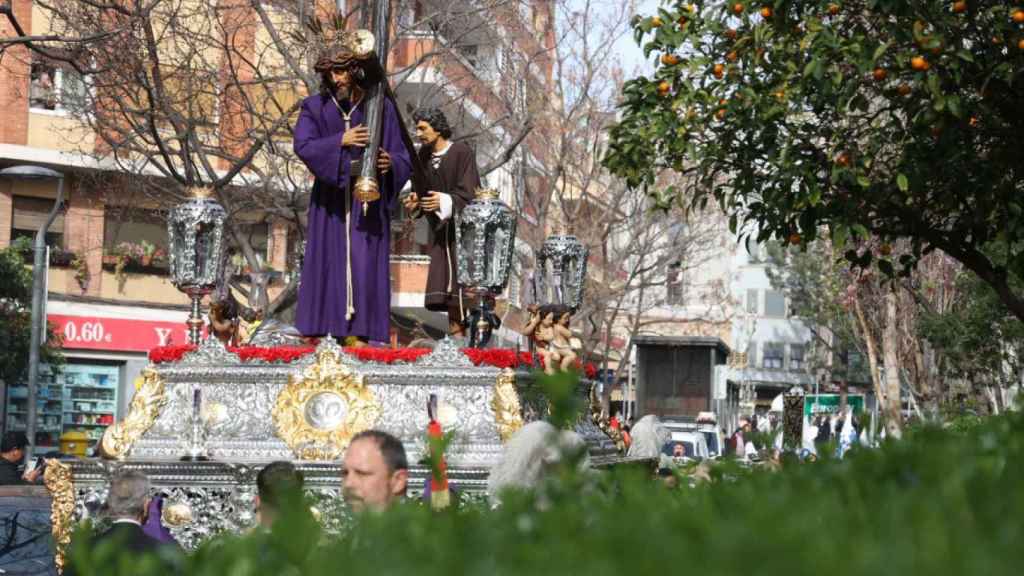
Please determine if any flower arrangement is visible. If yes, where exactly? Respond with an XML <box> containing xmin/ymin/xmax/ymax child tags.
<box><xmin>148</xmin><ymin>344</ymin><xmax>598</xmax><ymax>377</ymax></box>
<box><xmin>103</xmin><ymin>240</ymin><xmax>169</xmax><ymax>282</ymax></box>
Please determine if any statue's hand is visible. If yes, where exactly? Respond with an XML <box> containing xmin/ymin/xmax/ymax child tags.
<box><xmin>341</xmin><ymin>126</ymin><xmax>369</xmax><ymax>147</ymax></box>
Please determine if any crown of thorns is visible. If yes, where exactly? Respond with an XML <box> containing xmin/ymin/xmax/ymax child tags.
<box><xmin>294</xmin><ymin>13</ymin><xmax>376</xmax><ymax>73</ymax></box>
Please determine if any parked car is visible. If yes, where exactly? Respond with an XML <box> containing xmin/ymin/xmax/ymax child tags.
<box><xmin>662</xmin><ymin>430</ymin><xmax>710</xmax><ymax>461</ymax></box>
<box><xmin>663</xmin><ymin>412</ymin><xmax>723</xmax><ymax>459</ymax></box>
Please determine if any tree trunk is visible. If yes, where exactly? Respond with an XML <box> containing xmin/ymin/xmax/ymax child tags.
<box><xmin>852</xmin><ymin>298</ymin><xmax>883</xmax><ymax>404</ymax></box>
<box><xmin>882</xmin><ymin>291</ymin><xmax>903</xmax><ymax>439</ymax></box>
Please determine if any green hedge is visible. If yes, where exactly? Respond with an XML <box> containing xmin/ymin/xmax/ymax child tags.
<box><xmin>69</xmin><ymin>409</ymin><xmax>1024</xmax><ymax>575</ymax></box>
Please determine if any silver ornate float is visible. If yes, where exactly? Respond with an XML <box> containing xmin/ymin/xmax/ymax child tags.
<box><xmin>39</xmin><ymin>337</ymin><xmax>625</xmax><ymax>558</ymax></box>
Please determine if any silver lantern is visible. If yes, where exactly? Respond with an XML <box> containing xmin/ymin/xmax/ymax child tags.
<box><xmin>456</xmin><ymin>188</ymin><xmax>517</xmax><ymax>294</ymax></box>
<box><xmin>535</xmin><ymin>234</ymin><xmax>588</xmax><ymax>311</ymax></box>
<box><xmin>168</xmin><ymin>187</ymin><xmax>228</xmax><ymax>345</ymax></box>
<box><xmin>455</xmin><ymin>188</ymin><xmax>517</xmax><ymax>347</ymax></box>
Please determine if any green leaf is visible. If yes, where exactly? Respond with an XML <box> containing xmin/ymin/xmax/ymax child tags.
<box><xmin>857</xmin><ymin>175</ymin><xmax>871</xmax><ymax>188</ymax></box>
<box><xmin>947</xmin><ymin>95</ymin><xmax>962</xmax><ymax>118</ymax></box>
<box><xmin>872</xmin><ymin>41</ymin><xmax>890</xmax><ymax>63</ymax></box>
<box><xmin>897</xmin><ymin>173</ymin><xmax>908</xmax><ymax>192</ymax></box>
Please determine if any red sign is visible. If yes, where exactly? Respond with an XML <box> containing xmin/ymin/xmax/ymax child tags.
<box><xmin>48</xmin><ymin>314</ymin><xmax>191</xmax><ymax>352</ymax></box>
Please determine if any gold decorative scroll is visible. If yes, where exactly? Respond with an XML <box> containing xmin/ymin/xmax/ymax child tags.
<box><xmin>492</xmin><ymin>369</ymin><xmax>524</xmax><ymax>443</ymax></box>
<box><xmin>272</xmin><ymin>345</ymin><xmax>380</xmax><ymax>460</ymax></box>
<box><xmin>589</xmin><ymin>383</ymin><xmax>625</xmax><ymax>452</ymax></box>
<box><xmin>99</xmin><ymin>368</ymin><xmax>167</xmax><ymax>460</ymax></box>
<box><xmin>44</xmin><ymin>459</ymin><xmax>75</xmax><ymax>574</ymax></box>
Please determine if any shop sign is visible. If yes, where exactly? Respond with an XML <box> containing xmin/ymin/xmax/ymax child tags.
<box><xmin>804</xmin><ymin>394</ymin><xmax>865</xmax><ymax>416</ymax></box>
<box><xmin>48</xmin><ymin>314</ymin><xmax>190</xmax><ymax>352</ymax></box>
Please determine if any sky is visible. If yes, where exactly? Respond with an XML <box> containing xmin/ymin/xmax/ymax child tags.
<box><xmin>612</xmin><ymin>0</ymin><xmax>660</xmax><ymax>75</ymax></box>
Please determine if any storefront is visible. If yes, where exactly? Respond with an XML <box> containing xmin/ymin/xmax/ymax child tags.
<box><xmin>3</xmin><ymin>300</ymin><xmax>188</xmax><ymax>456</ymax></box>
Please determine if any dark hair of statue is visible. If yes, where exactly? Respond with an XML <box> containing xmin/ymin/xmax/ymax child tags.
<box><xmin>350</xmin><ymin>430</ymin><xmax>409</xmax><ymax>473</ymax></box>
<box><xmin>412</xmin><ymin>107</ymin><xmax>453</xmax><ymax>139</ymax></box>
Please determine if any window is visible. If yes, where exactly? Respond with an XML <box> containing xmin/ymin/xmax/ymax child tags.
<box><xmin>30</xmin><ymin>61</ymin><xmax>86</xmax><ymax>112</ymax></box>
<box><xmin>746</xmin><ymin>236</ymin><xmax>761</xmax><ymax>262</ymax></box>
<box><xmin>764</xmin><ymin>290</ymin><xmax>786</xmax><ymax>317</ymax></box>
<box><xmin>666</xmin><ymin>261</ymin><xmax>685</xmax><ymax>305</ymax></box>
<box><xmin>747</xmin><ymin>342</ymin><xmax>758</xmax><ymax>368</ymax></box>
<box><xmin>763</xmin><ymin>343</ymin><xmax>784</xmax><ymax>369</ymax></box>
<box><xmin>103</xmin><ymin>207</ymin><xmax>167</xmax><ymax>252</ymax></box>
<box><xmin>790</xmin><ymin>344</ymin><xmax>806</xmax><ymax>370</ymax></box>
<box><xmin>746</xmin><ymin>289</ymin><xmax>759</xmax><ymax>314</ymax></box>
<box><xmin>11</xmin><ymin>196</ymin><xmax>65</xmax><ymax>248</ymax></box>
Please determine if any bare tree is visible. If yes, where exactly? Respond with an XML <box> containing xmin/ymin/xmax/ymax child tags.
<box><xmin>510</xmin><ymin>0</ymin><xmax>731</xmax><ymax>379</ymax></box>
<box><xmin>5</xmin><ymin>0</ymin><xmax>551</xmax><ymax>317</ymax></box>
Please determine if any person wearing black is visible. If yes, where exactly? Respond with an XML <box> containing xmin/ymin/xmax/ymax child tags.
<box><xmin>0</xmin><ymin>431</ymin><xmax>40</xmax><ymax>485</ymax></box>
<box><xmin>402</xmin><ymin>107</ymin><xmax>482</xmax><ymax>337</ymax></box>
<box><xmin>65</xmin><ymin>470</ymin><xmax>181</xmax><ymax>576</ymax></box>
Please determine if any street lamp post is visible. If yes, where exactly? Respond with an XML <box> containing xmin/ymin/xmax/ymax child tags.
<box><xmin>0</xmin><ymin>165</ymin><xmax>65</xmax><ymax>461</ymax></box>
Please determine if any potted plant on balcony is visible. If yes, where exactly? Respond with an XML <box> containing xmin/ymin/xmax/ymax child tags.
<box><xmin>71</xmin><ymin>255</ymin><xmax>89</xmax><ymax>291</ymax></box>
<box><xmin>139</xmin><ymin>240</ymin><xmax>157</xmax><ymax>267</ymax></box>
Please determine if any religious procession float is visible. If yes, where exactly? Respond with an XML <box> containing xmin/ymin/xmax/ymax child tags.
<box><xmin>34</xmin><ymin>5</ymin><xmax>627</xmax><ymax>568</ymax></box>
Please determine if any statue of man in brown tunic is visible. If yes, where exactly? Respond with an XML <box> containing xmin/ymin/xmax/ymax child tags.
<box><xmin>402</xmin><ymin>108</ymin><xmax>481</xmax><ymax>336</ymax></box>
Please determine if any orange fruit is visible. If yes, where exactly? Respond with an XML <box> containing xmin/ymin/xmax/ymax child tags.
<box><xmin>733</xmin><ymin>3</ymin><xmax>745</xmax><ymax>15</ymax></box>
<box><xmin>897</xmin><ymin>83</ymin><xmax>912</xmax><ymax>96</ymax></box>
<box><xmin>952</xmin><ymin>1</ymin><xmax>967</xmax><ymax>13</ymax></box>
<box><xmin>873</xmin><ymin>67</ymin><xmax>887</xmax><ymax>81</ymax></box>
<box><xmin>1018</xmin><ymin>38</ymin><xmax>1024</xmax><ymax>50</ymax></box>
<box><xmin>760</xmin><ymin>6</ymin><xmax>773</xmax><ymax>18</ymax></box>
<box><xmin>658</xmin><ymin>81</ymin><xmax>671</xmax><ymax>95</ymax></box>
<box><xmin>725</xmin><ymin>28</ymin><xmax>738</xmax><ymax>39</ymax></box>
<box><xmin>678</xmin><ymin>16</ymin><xmax>688</xmax><ymax>26</ymax></box>
<box><xmin>910</xmin><ymin>56</ymin><xmax>929</xmax><ymax>71</ymax></box>
<box><xmin>1013</xmin><ymin>9</ymin><xmax>1024</xmax><ymax>23</ymax></box>
<box><xmin>879</xmin><ymin>243</ymin><xmax>892</xmax><ymax>256</ymax></box>
<box><xmin>713</xmin><ymin>63</ymin><xmax>725</xmax><ymax>78</ymax></box>
<box><xmin>652</xmin><ymin>16</ymin><xmax>664</xmax><ymax>27</ymax></box>
<box><xmin>788</xmin><ymin>233</ymin><xmax>801</xmax><ymax>245</ymax></box>
<box><xmin>835</xmin><ymin>153</ymin><xmax>850</xmax><ymax>167</ymax></box>
<box><xmin>828</xmin><ymin>4</ymin><xmax>840</xmax><ymax>15</ymax></box>
<box><xmin>969</xmin><ymin>116</ymin><xmax>979</xmax><ymax>127</ymax></box>
<box><xmin>661</xmin><ymin>54</ymin><xmax>681</xmax><ymax>66</ymax></box>
<box><xmin>726</xmin><ymin>51</ymin><xmax>738</xmax><ymax>62</ymax></box>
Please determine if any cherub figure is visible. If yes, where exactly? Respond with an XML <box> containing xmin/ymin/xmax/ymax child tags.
<box><xmin>546</xmin><ymin>305</ymin><xmax>578</xmax><ymax>374</ymax></box>
<box><xmin>522</xmin><ymin>304</ymin><xmax>577</xmax><ymax>374</ymax></box>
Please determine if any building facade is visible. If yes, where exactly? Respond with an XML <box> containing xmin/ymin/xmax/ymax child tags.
<box><xmin>0</xmin><ymin>0</ymin><xmax>553</xmax><ymax>453</ymax></box>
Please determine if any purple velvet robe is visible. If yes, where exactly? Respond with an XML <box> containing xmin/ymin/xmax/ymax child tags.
<box><xmin>293</xmin><ymin>93</ymin><xmax>411</xmax><ymax>341</ymax></box>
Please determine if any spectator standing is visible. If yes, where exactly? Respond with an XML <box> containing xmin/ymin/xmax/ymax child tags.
<box><xmin>65</xmin><ymin>470</ymin><xmax>181</xmax><ymax>576</ymax></box>
<box><xmin>342</xmin><ymin>430</ymin><xmax>409</xmax><ymax>513</ymax></box>
<box><xmin>0</xmin><ymin>432</ymin><xmax>41</xmax><ymax>485</ymax></box>
<box><xmin>256</xmin><ymin>461</ymin><xmax>306</xmax><ymax>528</ymax></box>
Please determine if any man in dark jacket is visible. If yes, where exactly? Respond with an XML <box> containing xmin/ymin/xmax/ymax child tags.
<box><xmin>65</xmin><ymin>470</ymin><xmax>181</xmax><ymax>575</ymax></box>
<box><xmin>0</xmin><ymin>432</ymin><xmax>40</xmax><ymax>485</ymax></box>
<box><xmin>403</xmin><ymin>107</ymin><xmax>482</xmax><ymax>336</ymax></box>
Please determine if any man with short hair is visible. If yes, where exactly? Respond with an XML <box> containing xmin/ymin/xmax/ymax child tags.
<box><xmin>403</xmin><ymin>107</ymin><xmax>482</xmax><ymax>336</ymax></box>
<box><xmin>256</xmin><ymin>460</ymin><xmax>305</xmax><ymax>528</ymax></box>
<box><xmin>65</xmin><ymin>470</ymin><xmax>180</xmax><ymax>576</ymax></box>
<box><xmin>0</xmin><ymin>432</ymin><xmax>40</xmax><ymax>485</ymax></box>
<box><xmin>342</xmin><ymin>430</ymin><xmax>408</xmax><ymax>512</ymax></box>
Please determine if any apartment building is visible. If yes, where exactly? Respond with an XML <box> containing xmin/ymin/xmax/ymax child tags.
<box><xmin>0</xmin><ymin>0</ymin><xmax>554</xmax><ymax>453</ymax></box>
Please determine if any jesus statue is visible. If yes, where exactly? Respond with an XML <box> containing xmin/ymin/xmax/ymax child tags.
<box><xmin>292</xmin><ymin>29</ymin><xmax>411</xmax><ymax>344</ymax></box>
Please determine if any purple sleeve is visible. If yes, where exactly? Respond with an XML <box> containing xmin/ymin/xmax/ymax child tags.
<box><xmin>293</xmin><ymin>98</ymin><xmax>343</xmax><ymax>188</ymax></box>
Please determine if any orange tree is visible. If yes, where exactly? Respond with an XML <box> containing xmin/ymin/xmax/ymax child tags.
<box><xmin>604</xmin><ymin>1</ymin><xmax>1024</xmax><ymax>319</ymax></box>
